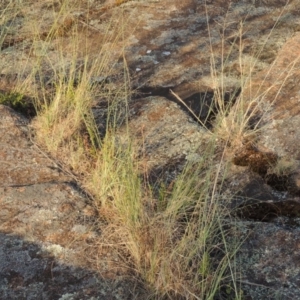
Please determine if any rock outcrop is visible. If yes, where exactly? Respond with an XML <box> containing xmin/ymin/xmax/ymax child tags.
<box><xmin>1</xmin><ymin>0</ymin><xmax>300</xmax><ymax>298</ymax></box>
<box><xmin>0</xmin><ymin>105</ymin><xmax>145</xmax><ymax>299</ymax></box>
<box><xmin>224</xmin><ymin>28</ymin><xmax>300</xmax><ymax>300</ymax></box>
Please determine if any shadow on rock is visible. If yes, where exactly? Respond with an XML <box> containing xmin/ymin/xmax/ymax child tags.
<box><xmin>0</xmin><ymin>233</ymin><xmax>145</xmax><ymax>300</ymax></box>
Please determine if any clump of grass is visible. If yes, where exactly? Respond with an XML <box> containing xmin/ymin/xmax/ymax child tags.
<box><xmin>33</xmin><ymin>63</ymin><xmax>100</xmax><ymax>157</ymax></box>
<box><xmin>86</xmin><ymin>124</ymin><xmax>242</xmax><ymax>298</ymax></box>
<box><xmin>139</xmin><ymin>156</ymin><xmax>237</xmax><ymax>299</ymax></box>
<box><xmin>209</xmin><ymin>1</ymin><xmax>292</xmax><ymax>151</ymax></box>
<box><xmin>268</xmin><ymin>157</ymin><xmax>299</xmax><ymax>177</ymax></box>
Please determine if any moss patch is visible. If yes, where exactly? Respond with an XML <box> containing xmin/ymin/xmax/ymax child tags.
<box><xmin>0</xmin><ymin>91</ymin><xmax>35</xmax><ymax>117</ymax></box>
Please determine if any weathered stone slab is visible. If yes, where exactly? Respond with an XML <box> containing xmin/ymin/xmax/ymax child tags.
<box><xmin>234</xmin><ymin>220</ymin><xmax>300</xmax><ymax>300</ymax></box>
<box><xmin>0</xmin><ymin>105</ymin><xmax>144</xmax><ymax>298</ymax></box>
<box><xmin>0</xmin><ymin>105</ymin><xmax>70</xmax><ymax>186</ymax></box>
<box><xmin>239</xmin><ymin>32</ymin><xmax>300</xmax><ymax>159</ymax></box>
<box><xmin>0</xmin><ymin>0</ymin><xmax>298</xmax><ymax>101</ymax></box>
<box><xmin>124</xmin><ymin>96</ymin><xmax>209</xmax><ymax>168</ymax></box>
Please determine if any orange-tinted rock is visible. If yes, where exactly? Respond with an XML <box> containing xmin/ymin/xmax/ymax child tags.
<box><xmin>239</xmin><ymin>32</ymin><xmax>300</xmax><ymax>158</ymax></box>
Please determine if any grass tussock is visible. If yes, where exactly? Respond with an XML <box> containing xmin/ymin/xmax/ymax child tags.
<box><xmin>1</xmin><ymin>0</ymin><xmax>294</xmax><ymax>299</ymax></box>
<box><xmin>87</xmin><ymin>130</ymin><xmax>240</xmax><ymax>299</ymax></box>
